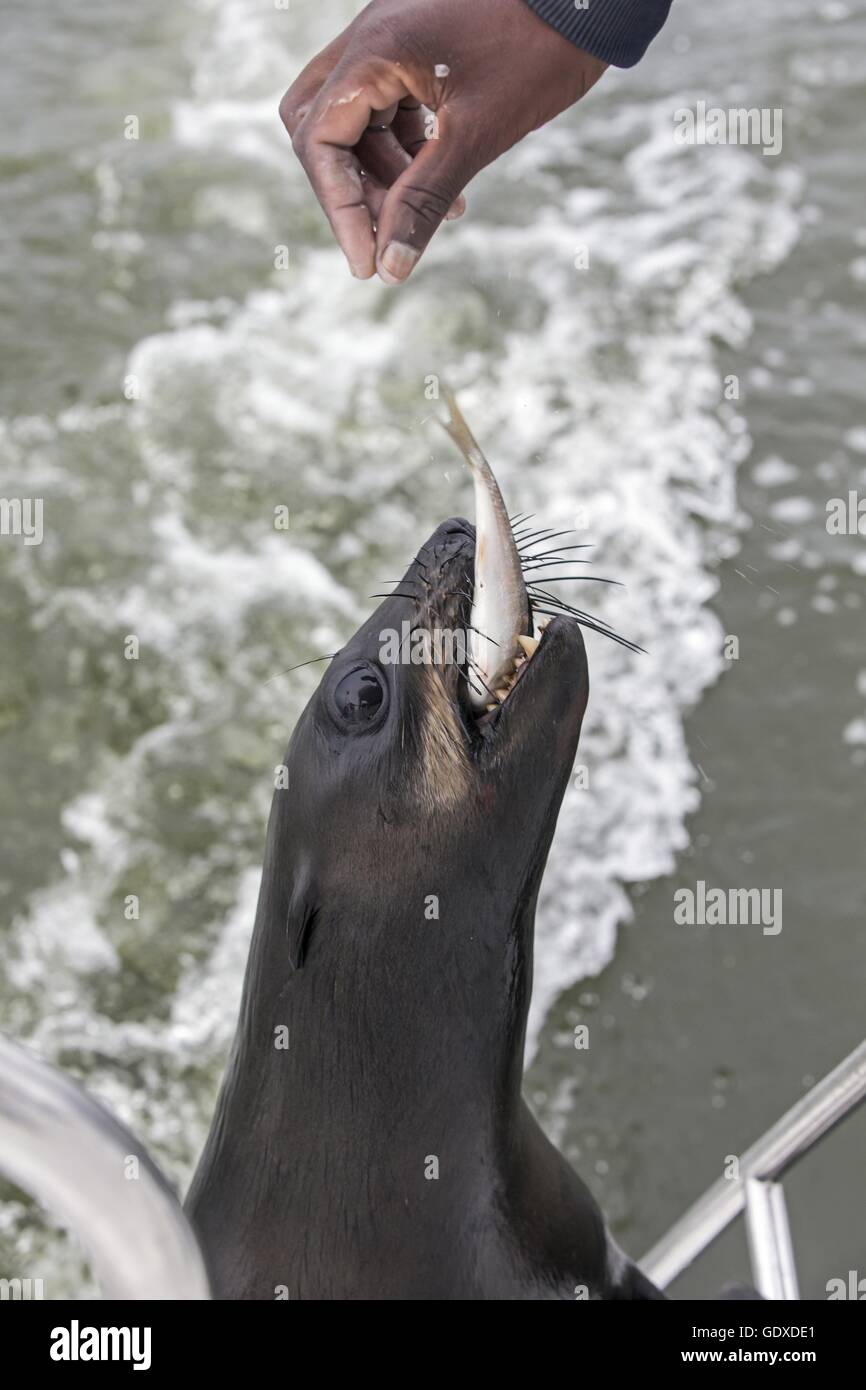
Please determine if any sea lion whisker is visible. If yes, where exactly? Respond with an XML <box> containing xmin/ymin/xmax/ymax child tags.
<box><xmin>517</xmin><ymin>528</ymin><xmax>579</xmax><ymax>550</ymax></box>
<box><xmin>527</xmin><ymin>585</ymin><xmax>616</xmax><ymax>619</ymax></box>
<box><xmin>462</xmin><ymin>624</ymin><xmax>500</xmax><ymax>648</ymax></box>
<box><xmin>515</xmin><ymin>525</ymin><xmax>560</xmax><ymax>541</ymax></box>
<box><xmin>522</xmin><ymin>544</ymin><xmax>593</xmax><ymax>559</ymax></box>
<box><xmin>526</xmin><ymin>574</ymin><xmax>622</xmax><ymax>586</ymax></box>
<box><xmin>265</xmin><ymin>653</ymin><xmax>338</xmax><ymax>681</ymax></box>
<box><xmin>464</xmin><ymin>655</ymin><xmax>500</xmax><ymax>704</ymax></box>
<box><xmin>530</xmin><ymin>600</ymin><xmax>644</xmax><ymax>653</ymax></box>
<box><xmin>520</xmin><ymin>557</ymin><xmax>591</xmax><ymax>570</ymax></box>
<box><xmin>528</xmin><ymin>589</ymin><xmax>619</xmax><ymax>626</ymax></box>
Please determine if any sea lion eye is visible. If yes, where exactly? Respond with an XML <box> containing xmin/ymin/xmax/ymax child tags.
<box><xmin>333</xmin><ymin>667</ymin><xmax>386</xmax><ymax>725</ymax></box>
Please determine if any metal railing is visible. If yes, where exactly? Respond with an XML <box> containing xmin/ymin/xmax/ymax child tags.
<box><xmin>639</xmin><ymin>1039</ymin><xmax>866</xmax><ymax>1299</ymax></box>
<box><xmin>0</xmin><ymin>1035</ymin><xmax>210</xmax><ymax>1299</ymax></box>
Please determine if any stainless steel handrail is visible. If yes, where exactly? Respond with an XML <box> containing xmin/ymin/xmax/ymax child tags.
<box><xmin>639</xmin><ymin>1039</ymin><xmax>866</xmax><ymax>1297</ymax></box>
<box><xmin>0</xmin><ymin>1034</ymin><xmax>211</xmax><ymax>1299</ymax></box>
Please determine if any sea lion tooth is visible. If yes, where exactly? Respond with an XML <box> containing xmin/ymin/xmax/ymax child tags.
<box><xmin>485</xmin><ymin>703</ymin><xmax>497</xmax><ymax>712</ymax></box>
<box><xmin>517</xmin><ymin>635</ymin><xmax>539</xmax><ymax>658</ymax></box>
<box><xmin>495</xmin><ymin>688</ymin><xmax>509</xmax><ymax>701</ymax></box>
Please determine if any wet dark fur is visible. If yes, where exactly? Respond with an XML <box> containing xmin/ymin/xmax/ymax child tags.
<box><xmin>186</xmin><ymin>518</ymin><xmax>663</xmax><ymax>1301</ymax></box>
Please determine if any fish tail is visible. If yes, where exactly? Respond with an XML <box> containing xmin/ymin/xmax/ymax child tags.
<box><xmin>439</xmin><ymin>387</ymin><xmax>489</xmax><ymax>475</ymax></box>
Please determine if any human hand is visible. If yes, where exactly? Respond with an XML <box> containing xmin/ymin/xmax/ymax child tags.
<box><xmin>279</xmin><ymin>0</ymin><xmax>607</xmax><ymax>284</ymax></box>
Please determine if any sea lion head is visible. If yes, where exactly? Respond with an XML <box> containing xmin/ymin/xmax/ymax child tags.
<box><xmin>264</xmin><ymin>516</ymin><xmax>588</xmax><ymax>1018</ymax></box>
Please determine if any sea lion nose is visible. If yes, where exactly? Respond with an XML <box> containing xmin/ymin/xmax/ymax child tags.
<box><xmin>412</xmin><ymin>518</ymin><xmax>475</xmax><ymax>573</ymax></box>
<box><xmin>429</xmin><ymin>517</ymin><xmax>476</xmax><ymax>558</ymax></box>
<box><xmin>442</xmin><ymin>517</ymin><xmax>474</xmax><ymax>539</ymax></box>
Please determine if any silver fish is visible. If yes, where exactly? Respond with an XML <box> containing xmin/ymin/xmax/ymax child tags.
<box><xmin>441</xmin><ymin>390</ymin><xmax>531</xmax><ymax>710</ymax></box>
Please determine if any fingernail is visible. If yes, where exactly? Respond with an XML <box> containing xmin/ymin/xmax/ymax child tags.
<box><xmin>446</xmin><ymin>197</ymin><xmax>466</xmax><ymax>221</ymax></box>
<box><xmin>377</xmin><ymin>241</ymin><xmax>420</xmax><ymax>285</ymax></box>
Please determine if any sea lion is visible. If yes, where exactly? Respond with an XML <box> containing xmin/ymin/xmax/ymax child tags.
<box><xmin>185</xmin><ymin>407</ymin><xmax>660</xmax><ymax>1301</ymax></box>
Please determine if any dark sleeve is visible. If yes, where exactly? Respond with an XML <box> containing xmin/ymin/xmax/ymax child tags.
<box><xmin>524</xmin><ymin>0</ymin><xmax>674</xmax><ymax>68</ymax></box>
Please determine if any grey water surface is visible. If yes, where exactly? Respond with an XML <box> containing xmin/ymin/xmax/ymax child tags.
<box><xmin>0</xmin><ymin>0</ymin><xmax>863</xmax><ymax>1297</ymax></box>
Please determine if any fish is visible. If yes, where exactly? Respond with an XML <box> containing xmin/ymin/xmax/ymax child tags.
<box><xmin>440</xmin><ymin>390</ymin><xmax>532</xmax><ymax>711</ymax></box>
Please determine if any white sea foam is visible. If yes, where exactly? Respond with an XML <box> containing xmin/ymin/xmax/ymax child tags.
<box><xmin>753</xmin><ymin>455</ymin><xmax>800</xmax><ymax>488</ymax></box>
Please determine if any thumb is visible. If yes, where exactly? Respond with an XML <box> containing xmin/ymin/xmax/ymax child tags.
<box><xmin>375</xmin><ymin>123</ymin><xmax>475</xmax><ymax>284</ymax></box>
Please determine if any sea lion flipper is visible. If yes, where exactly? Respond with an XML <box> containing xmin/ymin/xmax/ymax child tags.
<box><xmin>285</xmin><ymin>869</ymin><xmax>317</xmax><ymax>971</ymax></box>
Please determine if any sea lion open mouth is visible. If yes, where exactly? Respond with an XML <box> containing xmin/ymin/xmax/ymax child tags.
<box><xmin>366</xmin><ymin>393</ymin><xmax>638</xmax><ymax>760</ymax></box>
<box><xmin>366</xmin><ymin>511</ymin><xmax>588</xmax><ymax>785</ymax></box>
